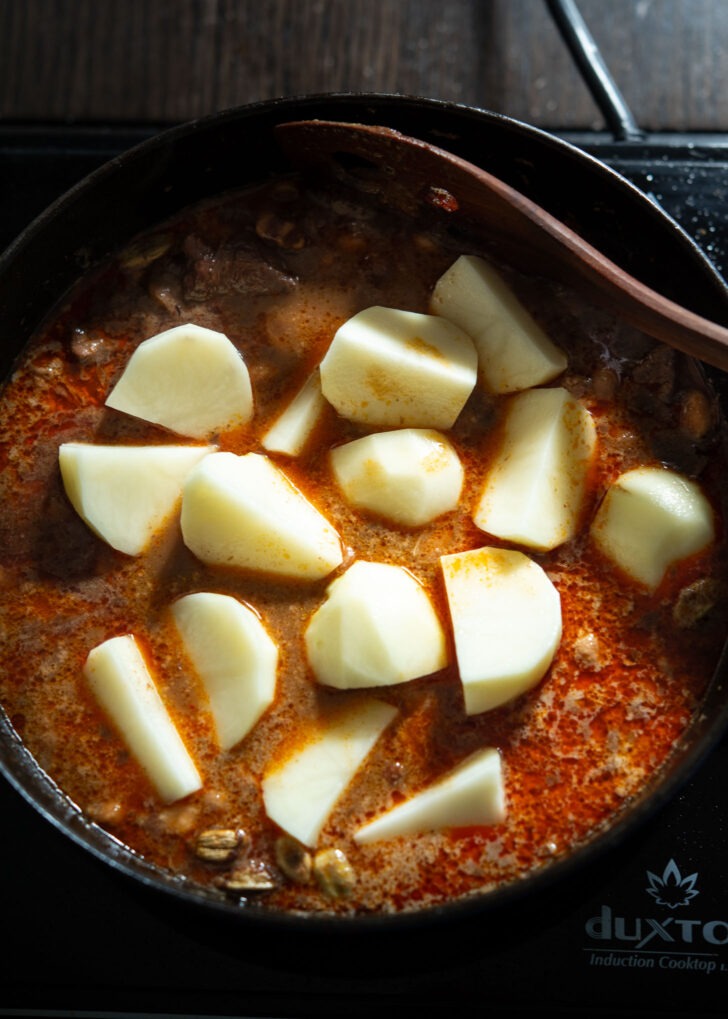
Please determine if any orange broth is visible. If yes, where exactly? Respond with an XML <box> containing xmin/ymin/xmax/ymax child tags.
<box><xmin>0</xmin><ymin>174</ymin><xmax>726</xmax><ymax>915</ymax></box>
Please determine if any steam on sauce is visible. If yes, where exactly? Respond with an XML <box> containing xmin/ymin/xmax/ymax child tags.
<box><xmin>0</xmin><ymin>173</ymin><xmax>726</xmax><ymax>915</ymax></box>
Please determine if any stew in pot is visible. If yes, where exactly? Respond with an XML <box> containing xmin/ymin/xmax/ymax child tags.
<box><xmin>0</xmin><ymin>169</ymin><xmax>726</xmax><ymax>916</ymax></box>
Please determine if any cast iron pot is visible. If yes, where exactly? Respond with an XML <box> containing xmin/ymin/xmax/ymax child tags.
<box><xmin>1</xmin><ymin>93</ymin><xmax>728</xmax><ymax>935</ymax></box>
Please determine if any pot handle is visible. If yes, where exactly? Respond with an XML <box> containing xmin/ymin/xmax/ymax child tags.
<box><xmin>545</xmin><ymin>0</ymin><xmax>645</xmax><ymax>142</ymax></box>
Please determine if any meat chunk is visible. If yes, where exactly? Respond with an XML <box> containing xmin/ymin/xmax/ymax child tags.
<box><xmin>181</xmin><ymin>235</ymin><xmax>296</xmax><ymax>302</ymax></box>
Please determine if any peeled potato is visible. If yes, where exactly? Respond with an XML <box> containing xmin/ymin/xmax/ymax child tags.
<box><xmin>262</xmin><ymin>698</ymin><xmax>398</xmax><ymax>847</ymax></box>
<box><xmin>591</xmin><ymin>466</ymin><xmax>715</xmax><ymax>590</ymax></box>
<box><xmin>261</xmin><ymin>370</ymin><xmax>326</xmax><ymax>456</ymax></box>
<box><xmin>473</xmin><ymin>387</ymin><xmax>597</xmax><ymax>551</ymax></box>
<box><xmin>84</xmin><ymin>634</ymin><xmax>202</xmax><ymax>804</ymax></box>
<box><xmin>319</xmin><ymin>305</ymin><xmax>477</xmax><ymax>429</ymax></box>
<box><xmin>354</xmin><ymin>747</ymin><xmax>505</xmax><ymax>843</ymax></box>
<box><xmin>304</xmin><ymin>560</ymin><xmax>448</xmax><ymax>690</ymax></box>
<box><xmin>59</xmin><ymin>442</ymin><xmax>214</xmax><ymax>556</ymax></box>
<box><xmin>181</xmin><ymin>451</ymin><xmax>343</xmax><ymax>580</ymax></box>
<box><xmin>441</xmin><ymin>546</ymin><xmax>562</xmax><ymax>714</ymax></box>
<box><xmin>330</xmin><ymin>428</ymin><xmax>463</xmax><ymax>527</ymax></box>
<box><xmin>171</xmin><ymin>592</ymin><xmax>278</xmax><ymax>751</ymax></box>
<box><xmin>105</xmin><ymin>322</ymin><xmax>253</xmax><ymax>439</ymax></box>
<box><xmin>430</xmin><ymin>254</ymin><xmax>567</xmax><ymax>393</ymax></box>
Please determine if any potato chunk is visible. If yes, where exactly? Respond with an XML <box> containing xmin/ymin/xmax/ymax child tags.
<box><xmin>473</xmin><ymin>387</ymin><xmax>596</xmax><ymax>551</ymax></box>
<box><xmin>354</xmin><ymin>748</ymin><xmax>505</xmax><ymax>843</ymax></box>
<box><xmin>59</xmin><ymin>442</ymin><xmax>214</xmax><ymax>555</ymax></box>
<box><xmin>590</xmin><ymin>467</ymin><xmax>715</xmax><ymax>591</ymax></box>
<box><xmin>180</xmin><ymin>451</ymin><xmax>343</xmax><ymax>580</ymax></box>
<box><xmin>430</xmin><ymin>254</ymin><xmax>567</xmax><ymax>393</ymax></box>
<box><xmin>171</xmin><ymin>592</ymin><xmax>278</xmax><ymax>751</ymax></box>
<box><xmin>305</xmin><ymin>561</ymin><xmax>447</xmax><ymax>689</ymax></box>
<box><xmin>84</xmin><ymin>634</ymin><xmax>202</xmax><ymax>804</ymax></box>
<box><xmin>319</xmin><ymin>306</ymin><xmax>477</xmax><ymax>428</ymax></box>
<box><xmin>105</xmin><ymin>322</ymin><xmax>253</xmax><ymax>439</ymax></box>
<box><xmin>330</xmin><ymin>428</ymin><xmax>464</xmax><ymax>527</ymax></box>
<box><xmin>261</xmin><ymin>370</ymin><xmax>326</xmax><ymax>456</ymax></box>
<box><xmin>441</xmin><ymin>546</ymin><xmax>562</xmax><ymax>714</ymax></box>
<box><xmin>262</xmin><ymin>698</ymin><xmax>398</xmax><ymax>847</ymax></box>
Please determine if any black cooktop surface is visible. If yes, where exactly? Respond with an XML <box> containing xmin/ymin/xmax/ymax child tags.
<box><xmin>1</xmin><ymin>124</ymin><xmax>727</xmax><ymax>1019</ymax></box>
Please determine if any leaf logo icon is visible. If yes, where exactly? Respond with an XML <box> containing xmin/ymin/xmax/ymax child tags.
<box><xmin>645</xmin><ymin>859</ymin><xmax>699</xmax><ymax>909</ymax></box>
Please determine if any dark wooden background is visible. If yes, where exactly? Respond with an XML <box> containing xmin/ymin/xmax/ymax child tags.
<box><xmin>1</xmin><ymin>0</ymin><xmax>727</xmax><ymax>133</ymax></box>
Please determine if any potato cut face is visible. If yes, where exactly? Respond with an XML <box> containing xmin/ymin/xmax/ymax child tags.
<box><xmin>330</xmin><ymin>428</ymin><xmax>464</xmax><ymax>526</ymax></box>
<box><xmin>441</xmin><ymin>546</ymin><xmax>562</xmax><ymax>715</ymax></box>
<box><xmin>304</xmin><ymin>560</ymin><xmax>448</xmax><ymax>689</ymax></box>
<box><xmin>180</xmin><ymin>451</ymin><xmax>344</xmax><ymax>580</ymax></box>
<box><xmin>354</xmin><ymin>747</ymin><xmax>505</xmax><ymax>843</ymax></box>
<box><xmin>319</xmin><ymin>305</ymin><xmax>478</xmax><ymax>429</ymax></box>
<box><xmin>430</xmin><ymin>254</ymin><xmax>567</xmax><ymax>393</ymax></box>
<box><xmin>473</xmin><ymin>387</ymin><xmax>596</xmax><ymax>552</ymax></box>
<box><xmin>59</xmin><ymin>442</ymin><xmax>215</xmax><ymax>556</ymax></box>
<box><xmin>261</xmin><ymin>370</ymin><xmax>326</xmax><ymax>456</ymax></box>
<box><xmin>591</xmin><ymin>467</ymin><xmax>715</xmax><ymax>590</ymax></box>
<box><xmin>105</xmin><ymin>322</ymin><xmax>254</xmax><ymax>439</ymax></box>
<box><xmin>171</xmin><ymin>592</ymin><xmax>278</xmax><ymax>751</ymax></box>
<box><xmin>261</xmin><ymin>698</ymin><xmax>398</xmax><ymax>847</ymax></box>
<box><xmin>83</xmin><ymin>635</ymin><xmax>202</xmax><ymax>804</ymax></box>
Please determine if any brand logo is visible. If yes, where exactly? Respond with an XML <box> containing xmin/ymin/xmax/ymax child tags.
<box><xmin>645</xmin><ymin>859</ymin><xmax>699</xmax><ymax>910</ymax></box>
<box><xmin>584</xmin><ymin>858</ymin><xmax>728</xmax><ymax>974</ymax></box>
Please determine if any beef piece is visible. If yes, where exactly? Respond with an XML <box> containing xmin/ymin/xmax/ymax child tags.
<box><xmin>181</xmin><ymin>235</ymin><xmax>296</xmax><ymax>303</ymax></box>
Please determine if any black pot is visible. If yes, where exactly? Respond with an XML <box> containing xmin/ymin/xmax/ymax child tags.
<box><xmin>1</xmin><ymin>93</ymin><xmax>727</xmax><ymax>936</ymax></box>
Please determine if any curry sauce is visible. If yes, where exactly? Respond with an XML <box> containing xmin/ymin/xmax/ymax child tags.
<box><xmin>0</xmin><ymin>174</ymin><xmax>726</xmax><ymax>915</ymax></box>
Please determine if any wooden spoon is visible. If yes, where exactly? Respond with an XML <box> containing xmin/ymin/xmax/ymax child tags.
<box><xmin>275</xmin><ymin>120</ymin><xmax>728</xmax><ymax>372</ymax></box>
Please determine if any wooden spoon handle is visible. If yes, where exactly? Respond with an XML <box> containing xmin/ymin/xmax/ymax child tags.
<box><xmin>275</xmin><ymin>120</ymin><xmax>728</xmax><ymax>372</ymax></box>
